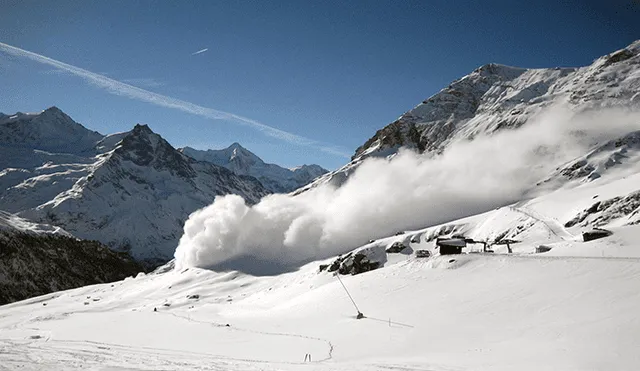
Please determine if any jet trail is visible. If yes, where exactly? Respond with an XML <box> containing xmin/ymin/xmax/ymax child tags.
<box><xmin>191</xmin><ymin>48</ymin><xmax>208</xmax><ymax>55</ymax></box>
<box><xmin>0</xmin><ymin>42</ymin><xmax>349</xmax><ymax>158</ymax></box>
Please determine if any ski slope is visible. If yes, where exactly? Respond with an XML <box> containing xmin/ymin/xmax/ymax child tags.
<box><xmin>1</xmin><ymin>237</ymin><xmax>639</xmax><ymax>371</ymax></box>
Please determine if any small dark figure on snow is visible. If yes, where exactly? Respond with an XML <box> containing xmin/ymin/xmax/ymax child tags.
<box><xmin>153</xmin><ymin>307</ymin><xmax>157</xmax><ymax>312</ymax></box>
<box><xmin>356</xmin><ymin>312</ymin><xmax>365</xmax><ymax>319</ymax></box>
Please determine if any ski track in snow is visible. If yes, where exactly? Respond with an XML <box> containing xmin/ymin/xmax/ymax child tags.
<box><xmin>2</xmin><ymin>251</ymin><xmax>640</xmax><ymax>370</ymax></box>
<box><xmin>160</xmin><ymin>310</ymin><xmax>335</xmax><ymax>362</ymax></box>
<box><xmin>509</xmin><ymin>205</ymin><xmax>575</xmax><ymax>240</ymax></box>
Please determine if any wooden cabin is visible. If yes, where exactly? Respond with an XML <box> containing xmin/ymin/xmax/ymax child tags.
<box><xmin>436</xmin><ymin>237</ymin><xmax>466</xmax><ymax>255</ymax></box>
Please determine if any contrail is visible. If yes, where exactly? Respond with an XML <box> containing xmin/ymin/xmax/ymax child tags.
<box><xmin>191</xmin><ymin>48</ymin><xmax>208</xmax><ymax>55</ymax></box>
<box><xmin>0</xmin><ymin>42</ymin><xmax>350</xmax><ymax>158</ymax></box>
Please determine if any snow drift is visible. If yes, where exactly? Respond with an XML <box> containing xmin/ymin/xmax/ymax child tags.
<box><xmin>175</xmin><ymin>107</ymin><xmax>640</xmax><ymax>271</ymax></box>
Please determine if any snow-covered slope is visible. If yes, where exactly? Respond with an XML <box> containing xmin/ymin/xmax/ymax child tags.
<box><xmin>1</xmin><ymin>188</ymin><xmax>638</xmax><ymax>370</ymax></box>
<box><xmin>0</xmin><ymin>210</ymin><xmax>71</xmax><ymax>236</ymax></box>
<box><xmin>0</xmin><ymin>109</ymin><xmax>270</xmax><ymax>266</ymax></box>
<box><xmin>0</xmin><ymin>106</ymin><xmax>103</xmax><ymax>154</ymax></box>
<box><xmin>300</xmin><ymin>40</ymin><xmax>640</xmax><ymax>193</ymax></box>
<box><xmin>18</xmin><ymin>124</ymin><xmax>269</xmax><ymax>266</ymax></box>
<box><xmin>3</xmin><ymin>46</ymin><xmax>640</xmax><ymax>366</ymax></box>
<box><xmin>181</xmin><ymin>143</ymin><xmax>328</xmax><ymax>193</ymax></box>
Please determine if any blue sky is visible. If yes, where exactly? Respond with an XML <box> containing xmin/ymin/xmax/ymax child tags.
<box><xmin>0</xmin><ymin>1</ymin><xmax>638</xmax><ymax>169</ymax></box>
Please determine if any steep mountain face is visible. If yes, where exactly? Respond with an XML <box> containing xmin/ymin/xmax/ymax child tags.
<box><xmin>181</xmin><ymin>144</ymin><xmax>328</xmax><ymax>193</ymax></box>
<box><xmin>297</xmin><ymin>41</ymin><xmax>640</xmax><ymax>194</ymax></box>
<box><xmin>0</xmin><ymin>211</ymin><xmax>142</xmax><ymax>305</ymax></box>
<box><xmin>0</xmin><ymin>106</ymin><xmax>103</xmax><ymax>154</ymax></box>
<box><xmin>540</xmin><ymin>130</ymin><xmax>640</xmax><ymax>186</ymax></box>
<box><xmin>0</xmin><ymin>109</ymin><xmax>270</xmax><ymax>267</ymax></box>
<box><xmin>355</xmin><ymin>41</ymin><xmax>640</xmax><ymax>159</ymax></box>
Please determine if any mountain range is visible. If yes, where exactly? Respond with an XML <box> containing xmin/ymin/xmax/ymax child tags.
<box><xmin>0</xmin><ymin>108</ymin><xmax>324</xmax><ymax>266</ymax></box>
<box><xmin>1</xmin><ymin>40</ymin><xmax>640</xmax><ymax>304</ymax></box>
<box><xmin>180</xmin><ymin>144</ymin><xmax>327</xmax><ymax>193</ymax></box>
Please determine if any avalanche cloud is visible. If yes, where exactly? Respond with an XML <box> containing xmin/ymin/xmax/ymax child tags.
<box><xmin>174</xmin><ymin>107</ymin><xmax>640</xmax><ymax>271</ymax></box>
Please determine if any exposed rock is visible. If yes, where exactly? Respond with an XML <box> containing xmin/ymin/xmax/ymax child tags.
<box><xmin>323</xmin><ymin>245</ymin><xmax>387</xmax><ymax>276</ymax></box>
<box><xmin>318</xmin><ymin>264</ymin><xmax>329</xmax><ymax>272</ymax></box>
<box><xmin>338</xmin><ymin>245</ymin><xmax>387</xmax><ymax>275</ymax></box>
<box><xmin>603</xmin><ymin>49</ymin><xmax>635</xmax><ymax>67</ymax></box>
<box><xmin>0</xmin><ymin>228</ymin><xmax>142</xmax><ymax>305</ymax></box>
<box><xmin>565</xmin><ymin>190</ymin><xmax>640</xmax><ymax>228</ymax></box>
<box><xmin>536</xmin><ymin>245</ymin><xmax>553</xmax><ymax>253</ymax></box>
<box><xmin>583</xmin><ymin>228</ymin><xmax>613</xmax><ymax>242</ymax></box>
<box><xmin>338</xmin><ymin>253</ymin><xmax>380</xmax><ymax>275</ymax></box>
<box><xmin>386</xmin><ymin>241</ymin><xmax>408</xmax><ymax>253</ymax></box>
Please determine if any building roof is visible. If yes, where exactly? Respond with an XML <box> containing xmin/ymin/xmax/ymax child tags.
<box><xmin>436</xmin><ymin>238</ymin><xmax>467</xmax><ymax>247</ymax></box>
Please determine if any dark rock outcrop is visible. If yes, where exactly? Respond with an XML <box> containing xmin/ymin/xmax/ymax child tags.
<box><xmin>386</xmin><ymin>241</ymin><xmax>408</xmax><ymax>253</ymax></box>
<box><xmin>0</xmin><ymin>231</ymin><xmax>143</xmax><ymax>305</ymax></box>
<box><xmin>322</xmin><ymin>245</ymin><xmax>387</xmax><ymax>276</ymax></box>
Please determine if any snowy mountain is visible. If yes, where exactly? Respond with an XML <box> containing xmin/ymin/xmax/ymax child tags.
<box><xmin>181</xmin><ymin>143</ymin><xmax>327</xmax><ymax>193</ymax></box>
<box><xmin>1</xmin><ymin>178</ymin><xmax>639</xmax><ymax>369</ymax></box>
<box><xmin>0</xmin><ymin>108</ymin><xmax>270</xmax><ymax>267</ymax></box>
<box><xmin>0</xmin><ymin>211</ymin><xmax>142</xmax><ymax>305</ymax></box>
<box><xmin>297</xmin><ymin>40</ymin><xmax>640</xmax><ymax>194</ymax></box>
<box><xmin>0</xmin><ymin>106</ymin><xmax>103</xmax><ymax>154</ymax></box>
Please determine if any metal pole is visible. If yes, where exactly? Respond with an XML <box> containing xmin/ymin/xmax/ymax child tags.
<box><xmin>335</xmin><ymin>273</ymin><xmax>362</xmax><ymax>315</ymax></box>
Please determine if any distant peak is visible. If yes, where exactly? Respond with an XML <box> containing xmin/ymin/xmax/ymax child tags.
<box><xmin>132</xmin><ymin>123</ymin><xmax>154</xmax><ymax>134</ymax></box>
<box><xmin>39</xmin><ymin>106</ymin><xmax>68</xmax><ymax>118</ymax></box>
<box><xmin>38</xmin><ymin>106</ymin><xmax>69</xmax><ymax>118</ymax></box>
<box><xmin>473</xmin><ymin>63</ymin><xmax>527</xmax><ymax>76</ymax></box>
<box><xmin>43</xmin><ymin>106</ymin><xmax>63</xmax><ymax>113</ymax></box>
<box><xmin>228</xmin><ymin>142</ymin><xmax>245</xmax><ymax>150</ymax></box>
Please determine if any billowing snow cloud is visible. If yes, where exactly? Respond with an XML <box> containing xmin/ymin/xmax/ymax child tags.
<box><xmin>174</xmin><ymin>107</ymin><xmax>640</xmax><ymax>271</ymax></box>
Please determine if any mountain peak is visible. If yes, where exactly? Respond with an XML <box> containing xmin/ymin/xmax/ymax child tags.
<box><xmin>38</xmin><ymin>106</ymin><xmax>73</xmax><ymax>121</ymax></box>
<box><xmin>43</xmin><ymin>105</ymin><xmax>63</xmax><ymax>114</ymax></box>
<box><xmin>132</xmin><ymin>123</ymin><xmax>153</xmax><ymax>134</ymax></box>
<box><xmin>117</xmin><ymin>123</ymin><xmax>195</xmax><ymax>178</ymax></box>
<box><xmin>180</xmin><ymin>144</ymin><xmax>328</xmax><ymax>193</ymax></box>
<box><xmin>0</xmin><ymin>106</ymin><xmax>104</xmax><ymax>153</ymax></box>
<box><xmin>469</xmin><ymin>63</ymin><xmax>528</xmax><ymax>81</ymax></box>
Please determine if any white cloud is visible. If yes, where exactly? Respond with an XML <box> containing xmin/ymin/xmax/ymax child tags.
<box><xmin>174</xmin><ymin>106</ymin><xmax>640</xmax><ymax>273</ymax></box>
<box><xmin>0</xmin><ymin>42</ymin><xmax>349</xmax><ymax>158</ymax></box>
<box><xmin>191</xmin><ymin>48</ymin><xmax>208</xmax><ymax>55</ymax></box>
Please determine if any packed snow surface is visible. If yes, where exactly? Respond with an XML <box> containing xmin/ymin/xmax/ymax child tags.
<box><xmin>1</xmin><ymin>231</ymin><xmax>639</xmax><ymax>370</ymax></box>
